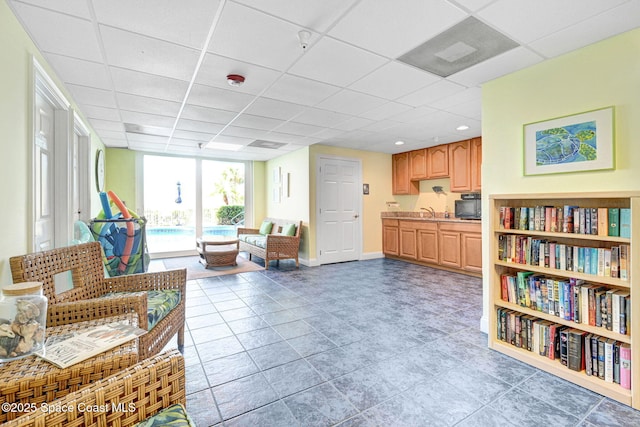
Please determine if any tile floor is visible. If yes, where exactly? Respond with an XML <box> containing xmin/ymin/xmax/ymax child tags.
<box><xmin>157</xmin><ymin>257</ymin><xmax>640</xmax><ymax>426</ymax></box>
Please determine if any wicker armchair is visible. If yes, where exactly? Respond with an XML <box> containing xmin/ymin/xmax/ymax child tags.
<box><xmin>4</xmin><ymin>349</ymin><xmax>188</xmax><ymax>427</ymax></box>
<box><xmin>237</xmin><ymin>219</ymin><xmax>302</xmax><ymax>270</ymax></box>
<box><xmin>9</xmin><ymin>241</ymin><xmax>186</xmax><ymax>359</ymax></box>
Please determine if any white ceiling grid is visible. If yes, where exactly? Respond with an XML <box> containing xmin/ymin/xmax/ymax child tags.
<box><xmin>6</xmin><ymin>0</ymin><xmax>640</xmax><ymax>160</ymax></box>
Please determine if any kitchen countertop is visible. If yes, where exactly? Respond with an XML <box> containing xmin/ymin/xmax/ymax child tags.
<box><xmin>381</xmin><ymin>211</ymin><xmax>481</xmax><ymax>223</ymax></box>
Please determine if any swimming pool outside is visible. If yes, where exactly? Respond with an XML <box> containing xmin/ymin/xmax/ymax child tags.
<box><xmin>146</xmin><ymin>225</ymin><xmax>238</xmax><ymax>253</ymax></box>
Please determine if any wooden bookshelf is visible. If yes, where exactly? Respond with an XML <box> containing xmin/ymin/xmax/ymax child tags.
<box><xmin>489</xmin><ymin>192</ymin><xmax>640</xmax><ymax>410</ymax></box>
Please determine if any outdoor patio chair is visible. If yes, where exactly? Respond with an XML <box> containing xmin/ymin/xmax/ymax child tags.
<box><xmin>9</xmin><ymin>241</ymin><xmax>186</xmax><ymax>359</ymax></box>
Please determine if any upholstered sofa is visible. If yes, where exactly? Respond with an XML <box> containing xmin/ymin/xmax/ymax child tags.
<box><xmin>237</xmin><ymin>219</ymin><xmax>302</xmax><ymax>269</ymax></box>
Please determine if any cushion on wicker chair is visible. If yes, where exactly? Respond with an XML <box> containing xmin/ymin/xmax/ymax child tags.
<box><xmin>134</xmin><ymin>403</ymin><xmax>195</xmax><ymax>427</ymax></box>
<box><xmin>239</xmin><ymin>234</ymin><xmax>267</xmax><ymax>248</ymax></box>
<box><xmin>103</xmin><ymin>290</ymin><xmax>182</xmax><ymax>330</ymax></box>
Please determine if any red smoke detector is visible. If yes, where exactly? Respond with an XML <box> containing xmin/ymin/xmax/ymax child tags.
<box><xmin>226</xmin><ymin>74</ymin><xmax>245</xmax><ymax>87</ymax></box>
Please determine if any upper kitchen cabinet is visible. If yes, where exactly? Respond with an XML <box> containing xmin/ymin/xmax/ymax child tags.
<box><xmin>409</xmin><ymin>149</ymin><xmax>428</xmax><ymax>180</ymax></box>
<box><xmin>393</xmin><ymin>152</ymin><xmax>419</xmax><ymax>195</ymax></box>
<box><xmin>470</xmin><ymin>137</ymin><xmax>482</xmax><ymax>192</ymax></box>
<box><xmin>427</xmin><ymin>144</ymin><xmax>449</xmax><ymax>178</ymax></box>
<box><xmin>449</xmin><ymin>137</ymin><xmax>481</xmax><ymax>193</ymax></box>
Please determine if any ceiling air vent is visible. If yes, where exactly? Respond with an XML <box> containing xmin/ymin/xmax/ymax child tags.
<box><xmin>248</xmin><ymin>140</ymin><xmax>287</xmax><ymax>149</ymax></box>
<box><xmin>397</xmin><ymin>17</ymin><xmax>519</xmax><ymax>77</ymax></box>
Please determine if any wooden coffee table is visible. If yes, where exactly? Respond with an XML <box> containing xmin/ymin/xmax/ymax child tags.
<box><xmin>0</xmin><ymin>314</ymin><xmax>139</xmax><ymax>423</ymax></box>
<box><xmin>196</xmin><ymin>236</ymin><xmax>239</xmax><ymax>268</ymax></box>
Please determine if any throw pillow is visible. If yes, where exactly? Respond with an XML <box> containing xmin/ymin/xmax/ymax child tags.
<box><xmin>259</xmin><ymin>221</ymin><xmax>273</xmax><ymax>235</ymax></box>
<box><xmin>281</xmin><ymin>223</ymin><xmax>297</xmax><ymax>236</ymax></box>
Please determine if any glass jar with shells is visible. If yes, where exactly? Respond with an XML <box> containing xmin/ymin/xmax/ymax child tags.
<box><xmin>0</xmin><ymin>282</ymin><xmax>47</xmax><ymax>361</ymax></box>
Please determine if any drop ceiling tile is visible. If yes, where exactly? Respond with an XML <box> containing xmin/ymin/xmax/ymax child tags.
<box><xmin>349</xmin><ymin>61</ymin><xmax>441</xmax><ymax>100</ymax></box>
<box><xmin>196</xmin><ymin>53</ymin><xmax>282</xmax><ymax>95</ymax></box>
<box><xmin>316</xmin><ymin>89</ymin><xmax>387</xmax><ymax>116</ymax></box>
<box><xmin>176</xmin><ymin>118</ymin><xmax>225</xmax><ymax>134</ymax></box>
<box><xmin>292</xmin><ymin>108</ymin><xmax>352</xmax><ymax>127</ymax></box>
<box><xmin>243</xmin><ymin>98</ymin><xmax>306</xmax><ymax>121</ymax></box>
<box><xmin>120</xmin><ymin>110</ymin><xmax>175</xmax><ymax>128</ymax></box>
<box><xmin>359</xmin><ymin>102</ymin><xmax>413</xmax><ymax>121</ymax></box>
<box><xmin>95</xmin><ymin>130</ymin><xmax>126</xmax><ymax>140</ymax></box>
<box><xmin>312</xmin><ymin>128</ymin><xmax>347</xmax><ymax>140</ymax></box>
<box><xmin>45</xmin><ymin>54</ymin><xmax>111</xmax><ymax>89</ymax></box>
<box><xmin>430</xmin><ymin>87</ymin><xmax>481</xmax><ymax>110</ymax></box>
<box><xmin>172</xmin><ymin>129</ymin><xmax>214</xmax><ymax>142</ymax></box>
<box><xmin>89</xmin><ymin>119</ymin><xmax>124</xmax><ymax>132</ymax></box>
<box><xmin>329</xmin><ymin>0</ymin><xmax>467</xmax><ymax>58</ymax></box>
<box><xmin>187</xmin><ymin>84</ymin><xmax>254</xmax><ymax>112</ymax></box>
<box><xmin>181</xmin><ymin>104</ymin><xmax>238</xmax><ymax>124</ymax></box>
<box><xmin>210</xmin><ymin>134</ymin><xmax>254</xmax><ymax>146</ymax></box>
<box><xmin>396</xmin><ymin>79</ymin><xmax>466</xmax><ymax>107</ymax></box>
<box><xmin>110</xmin><ymin>67</ymin><xmax>189</xmax><ymax>102</ymax></box>
<box><xmin>452</xmin><ymin>0</ymin><xmax>497</xmax><ymax>12</ymax></box>
<box><xmin>528</xmin><ymin>1</ymin><xmax>640</xmax><ymax>58</ymax></box>
<box><xmin>66</xmin><ymin>84</ymin><xmax>117</xmax><ymax>108</ymax></box>
<box><xmin>447</xmin><ymin>46</ymin><xmax>543</xmax><ymax>87</ymax></box>
<box><xmin>126</xmin><ymin>133</ymin><xmax>169</xmax><ymax>144</ymax></box>
<box><xmin>100</xmin><ymin>26</ymin><xmax>200</xmax><ymax>81</ymax></box>
<box><xmin>389</xmin><ymin>106</ymin><xmax>437</xmax><ymax>124</ymax></box>
<box><xmin>478</xmin><ymin>0</ymin><xmax>628</xmax><ymax>44</ymax></box>
<box><xmin>233</xmin><ymin>0</ymin><xmax>358</xmax><ymax>32</ymax></box>
<box><xmin>274</xmin><ymin>121</ymin><xmax>324</xmax><ymax>136</ymax></box>
<box><xmin>81</xmin><ymin>105</ymin><xmax>120</xmax><ymax>122</ymax></box>
<box><xmin>11</xmin><ymin>2</ymin><xmax>102</xmax><ymax>61</ymax></box>
<box><xmin>289</xmin><ymin>37</ymin><xmax>387</xmax><ymax>87</ymax></box>
<box><xmin>117</xmin><ymin>93</ymin><xmax>182</xmax><ymax>117</ymax></box>
<box><xmin>11</xmin><ymin>0</ymin><xmax>90</xmax><ymax>19</ymax></box>
<box><xmin>220</xmin><ymin>126</ymin><xmax>268</xmax><ymax>139</ymax></box>
<box><xmin>231</xmin><ymin>114</ymin><xmax>283</xmax><ymax>131</ymax></box>
<box><xmin>263</xmin><ymin>74</ymin><xmax>340</xmax><ymax>106</ymax></box>
<box><xmin>444</xmin><ymin>99</ymin><xmax>481</xmax><ymax>120</ymax></box>
<box><xmin>93</xmin><ymin>0</ymin><xmax>220</xmax><ymax>49</ymax></box>
<box><xmin>260</xmin><ymin>131</ymin><xmax>307</xmax><ymax>144</ymax></box>
<box><xmin>361</xmin><ymin>119</ymin><xmax>404</xmax><ymax>133</ymax></box>
<box><xmin>208</xmin><ymin>2</ymin><xmax>306</xmax><ymax>71</ymax></box>
<box><xmin>331</xmin><ymin>117</ymin><xmax>374</xmax><ymax>132</ymax></box>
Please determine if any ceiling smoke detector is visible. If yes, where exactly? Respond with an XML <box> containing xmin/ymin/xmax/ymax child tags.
<box><xmin>226</xmin><ymin>74</ymin><xmax>245</xmax><ymax>87</ymax></box>
<box><xmin>298</xmin><ymin>30</ymin><xmax>311</xmax><ymax>50</ymax></box>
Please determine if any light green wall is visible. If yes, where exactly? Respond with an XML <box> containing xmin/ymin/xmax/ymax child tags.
<box><xmin>481</xmin><ymin>28</ymin><xmax>640</xmax><ymax>331</ymax></box>
<box><xmin>0</xmin><ymin>2</ymin><xmax>104</xmax><ymax>284</ymax></box>
<box><xmin>105</xmin><ymin>148</ymin><xmax>138</xmax><ymax>212</ymax></box>
<box><xmin>250</xmin><ymin>161</ymin><xmax>266</xmax><ymax>228</ymax></box>
<box><xmin>264</xmin><ymin>147</ymin><xmax>311</xmax><ymax>260</ymax></box>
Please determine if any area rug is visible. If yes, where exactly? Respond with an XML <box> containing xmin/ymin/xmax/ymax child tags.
<box><xmin>162</xmin><ymin>255</ymin><xmax>264</xmax><ymax>280</ymax></box>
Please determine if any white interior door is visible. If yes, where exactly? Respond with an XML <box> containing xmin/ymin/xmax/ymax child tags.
<box><xmin>34</xmin><ymin>90</ymin><xmax>55</xmax><ymax>251</ymax></box>
<box><xmin>317</xmin><ymin>156</ymin><xmax>362</xmax><ymax>265</ymax></box>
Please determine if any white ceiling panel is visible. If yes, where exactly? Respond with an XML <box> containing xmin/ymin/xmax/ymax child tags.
<box><xmin>109</xmin><ymin>68</ymin><xmax>189</xmax><ymax>102</ymax></box>
<box><xmin>81</xmin><ymin>105</ymin><xmax>121</xmax><ymax>122</ymax></box>
<box><xmin>66</xmin><ymin>84</ymin><xmax>117</xmax><ymax>108</ymax></box>
<box><xmin>233</xmin><ymin>0</ymin><xmax>359</xmax><ymax>33</ymax></box>
<box><xmin>447</xmin><ymin>47</ymin><xmax>543</xmax><ymax>87</ymax></box>
<box><xmin>349</xmin><ymin>61</ymin><xmax>441</xmax><ymax>101</ymax></box>
<box><xmin>196</xmin><ymin>53</ymin><xmax>282</xmax><ymax>95</ymax></box>
<box><xmin>289</xmin><ymin>37</ymin><xmax>387</xmax><ymax>87</ymax></box>
<box><xmin>528</xmin><ymin>1</ymin><xmax>640</xmax><ymax>59</ymax></box>
<box><xmin>264</xmin><ymin>74</ymin><xmax>340</xmax><ymax>106</ymax></box>
<box><xmin>100</xmin><ymin>26</ymin><xmax>201</xmax><ymax>81</ymax></box>
<box><xmin>316</xmin><ymin>89</ymin><xmax>387</xmax><ymax>116</ymax></box>
<box><xmin>243</xmin><ymin>98</ymin><xmax>306</xmax><ymax>121</ymax></box>
<box><xmin>11</xmin><ymin>2</ymin><xmax>102</xmax><ymax>61</ymax></box>
<box><xmin>329</xmin><ymin>0</ymin><xmax>467</xmax><ymax>58</ymax></box>
<box><xmin>45</xmin><ymin>54</ymin><xmax>111</xmax><ymax>89</ymax></box>
<box><xmin>93</xmin><ymin>0</ymin><xmax>220</xmax><ymax>50</ymax></box>
<box><xmin>478</xmin><ymin>0</ymin><xmax>629</xmax><ymax>44</ymax></box>
<box><xmin>208</xmin><ymin>1</ymin><xmax>306</xmax><ymax>71</ymax></box>
<box><xmin>9</xmin><ymin>0</ymin><xmax>638</xmax><ymax>160</ymax></box>
<box><xmin>117</xmin><ymin>93</ymin><xmax>182</xmax><ymax>117</ymax></box>
<box><xmin>187</xmin><ymin>84</ymin><xmax>254</xmax><ymax>112</ymax></box>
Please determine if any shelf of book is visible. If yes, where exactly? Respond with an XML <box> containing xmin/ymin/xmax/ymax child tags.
<box><xmin>489</xmin><ymin>192</ymin><xmax>640</xmax><ymax>410</ymax></box>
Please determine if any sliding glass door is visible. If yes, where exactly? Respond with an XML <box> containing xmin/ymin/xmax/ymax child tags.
<box><xmin>143</xmin><ymin>155</ymin><xmax>246</xmax><ymax>256</ymax></box>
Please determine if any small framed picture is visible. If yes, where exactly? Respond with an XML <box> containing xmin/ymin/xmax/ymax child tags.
<box><xmin>363</xmin><ymin>183</ymin><xmax>369</xmax><ymax>195</ymax></box>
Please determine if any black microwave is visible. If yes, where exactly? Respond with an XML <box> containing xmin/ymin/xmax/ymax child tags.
<box><xmin>455</xmin><ymin>199</ymin><xmax>481</xmax><ymax>220</ymax></box>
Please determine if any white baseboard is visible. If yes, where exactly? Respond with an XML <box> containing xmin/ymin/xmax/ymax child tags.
<box><xmin>480</xmin><ymin>314</ymin><xmax>488</xmax><ymax>334</ymax></box>
<box><xmin>361</xmin><ymin>251</ymin><xmax>384</xmax><ymax>260</ymax></box>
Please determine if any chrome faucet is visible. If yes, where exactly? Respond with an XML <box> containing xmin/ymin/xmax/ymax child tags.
<box><xmin>420</xmin><ymin>207</ymin><xmax>436</xmax><ymax>217</ymax></box>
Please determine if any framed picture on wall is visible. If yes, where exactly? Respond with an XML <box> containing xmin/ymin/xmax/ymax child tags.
<box><xmin>523</xmin><ymin>106</ymin><xmax>615</xmax><ymax>176</ymax></box>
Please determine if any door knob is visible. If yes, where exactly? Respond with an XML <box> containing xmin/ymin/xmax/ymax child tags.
<box><xmin>354</xmin><ymin>214</ymin><xmax>359</xmax><ymax>219</ymax></box>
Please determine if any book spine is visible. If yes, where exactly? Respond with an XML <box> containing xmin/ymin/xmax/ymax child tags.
<box><xmin>597</xmin><ymin>337</ymin><xmax>605</xmax><ymax>380</ymax></box>
<box><xmin>608</xmin><ymin>208</ymin><xmax>620</xmax><ymax>237</ymax></box>
<box><xmin>597</xmin><ymin>207</ymin><xmax>609</xmax><ymax>236</ymax></box>
<box><xmin>605</xmin><ymin>339</ymin><xmax>614</xmax><ymax>383</ymax></box>
<box><xmin>614</xmin><ymin>342</ymin><xmax>621</xmax><ymax>384</ymax></box>
<box><xmin>568</xmin><ymin>330</ymin><xmax>584</xmax><ymax>372</ymax></box>
<box><xmin>620</xmin><ymin>208</ymin><xmax>631</xmax><ymax>238</ymax></box>
<box><xmin>585</xmin><ymin>333</ymin><xmax>592</xmax><ymax>376</ymax></box>
<box><xmin>620</xmin><ymin>344</ymin><xmax>631</xmax><ymax>390</ymax></box>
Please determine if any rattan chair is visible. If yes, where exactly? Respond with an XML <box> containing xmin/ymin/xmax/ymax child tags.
<box><xmin>4</xmin><ymin>349</ymin><xmax>188</xmax><ymax>427</ymax></box>
<box><xmin>9</xmin><ymin>241</ymin><xmax>186</xmax><ymax>359</ymax></box>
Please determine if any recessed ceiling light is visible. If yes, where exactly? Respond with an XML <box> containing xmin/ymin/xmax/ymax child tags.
<box><xmin>456</xmin><ymin>125</ymin><xmax>470</xmax><ymax>131</ymax></box>
<box><xmin>395</xmin><ymin>141</ymin><xmax>405</xmax><ymax>146</ymax></box>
